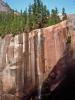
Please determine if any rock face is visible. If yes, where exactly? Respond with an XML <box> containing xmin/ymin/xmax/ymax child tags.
<box><xmin>0</xmin><ymin>0</ymin><xmax>12</xmax><ymax>12</ymax></box>
<box><xmin>0</xmin><ymin>20</ymin><xmax>73</xmax><ymax>98</ymax></box>
<box><xmin>68</xmin><ymin>14</ymin><xmax>75</xmax><ymax>56</ymax></box>
<box><xmin>43</xmin><ymin>21</ymin><xmax>67</xmax><ymax>73</ymax></box>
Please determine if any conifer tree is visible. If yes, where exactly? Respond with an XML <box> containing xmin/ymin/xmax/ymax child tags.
<box><xmin>28</xmin><ymin>5</ymin><xmax>33</xmax><ymax>30</ymax></box>
<box><xmin>62</xmin><ymin>8</ymin><xmax>67</xmax><ymax>20</ymax></box>
<box><xmin>31</xmin><ymin>0</ymin><xmax>50</xmax><ymax>28</ymax></box>
<box><xmin>48</xmin><ymin>8</ymin><xmax>61</xmax><ymax>25</ymax></box>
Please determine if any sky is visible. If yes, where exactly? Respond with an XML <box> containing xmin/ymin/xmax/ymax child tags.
<box><xmin>4</xmin><ymin>0</ymin><xmax>75</xmax><ymax>14</ymax></box>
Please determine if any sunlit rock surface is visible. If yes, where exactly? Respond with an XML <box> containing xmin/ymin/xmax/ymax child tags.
<box><xmin>0</xmin><ymin>20</ymin><xmax>73</xmax><ymax>99</ymax></box>
<box><xmin>0</xmin><ymin>0</ymin><xmax>12</xmax><ymax>12</ymax></box>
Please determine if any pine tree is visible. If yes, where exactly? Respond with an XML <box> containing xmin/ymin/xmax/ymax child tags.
<box><xmin>31</xmin><ymin>0</ymin><xmax>50</xmax><ymax>28</ymax></box>
<box><xmin>48</xmin><ymin>8</ymin><xmax>61</xmax><ymax>25</ymax></box>
<box><xmin>23</xmin><ymin>8</ymin><xmax>27</xmax><ymax>26</ymax></box>
<box><xmin>62</xmin><ymin>8</ymin><xmax>67</xmax><ymax>20</ymax></box>
<box><xmin>28</xmin><ymin>5</ymin><xmax>33</xmax><ymax>30</ymax></box>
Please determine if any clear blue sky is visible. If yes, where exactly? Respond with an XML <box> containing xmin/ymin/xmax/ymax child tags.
<box><xmin>4</xmin><ymin>0</ymin><xmax>75</xmax><ymax>14</ymax></box>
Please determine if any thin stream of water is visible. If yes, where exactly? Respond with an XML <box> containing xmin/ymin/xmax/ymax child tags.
<box><xmin>36</xmin><ymin>29</ymin><xmax>43</xmax><ymax>100</ymax></box>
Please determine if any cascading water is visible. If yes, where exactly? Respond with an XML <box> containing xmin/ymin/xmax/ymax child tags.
<box><xmin>36</xmin><ymin>29</ymin><xmax>44</xmax><ymax>100</ymax></box>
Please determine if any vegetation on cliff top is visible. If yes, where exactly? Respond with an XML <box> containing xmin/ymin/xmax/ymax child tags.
<box><xmin>0</xmin><ymin>0</ymin><xmax>67</xmax><ymax>37</ymax></box>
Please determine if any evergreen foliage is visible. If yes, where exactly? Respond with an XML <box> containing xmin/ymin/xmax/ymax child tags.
<box><xmin>62</xmin><ymin>8</ymin><xmax>67</xmax><ymax>20</ymax></box>
<box><xmin>48</xmin><ymin>8</ymin><xmax>61</xmax><ymax>26</ymax></box>
<box><xmin>0</xmin><ymin>0</ymin><xmax>67</xmax><ymax>37</ymax></box>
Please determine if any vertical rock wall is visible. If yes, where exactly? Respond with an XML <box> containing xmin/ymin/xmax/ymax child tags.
<box><xmin>43</xmin><ymin>21</ymin><xmax>67</xmax><ymax>76</ymax></box>
<box><xmin>0</xmin><ymin>21</ymin><xmax>69</xmax><ymax>97</ymax></box>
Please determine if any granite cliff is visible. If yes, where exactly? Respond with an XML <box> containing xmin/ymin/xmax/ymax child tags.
<box><xmin>0</xmin><ymin>19</ymin><xmax>75</xmax><ymax>99</ymax></box>
<box><xmin>0</xmin><ymin>0</ymin><xmax>12</xmax><ymax>12</ymax></box>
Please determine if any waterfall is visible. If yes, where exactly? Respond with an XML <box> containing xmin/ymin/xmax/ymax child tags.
<box><xmin>36</xmin><ymin>29</ymin><xmax>43</xmax><ymax>99</ymax></box>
